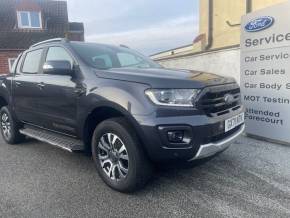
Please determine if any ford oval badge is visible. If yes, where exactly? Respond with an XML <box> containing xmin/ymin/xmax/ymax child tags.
<box><xmin>245</xmin><ymin>16</ymin><xmax>274</xmax><ymax>32</ymax></box>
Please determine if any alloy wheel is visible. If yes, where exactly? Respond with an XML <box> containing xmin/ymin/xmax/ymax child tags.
<box><xmin>97</xmin><ymin>133</ymin><xmax>129</xmax><ymax>181</ymax></box>
<box><xmin>1</xmin><ymin>112</ymin><xmax>11</xmax><ymax>140</ymax></box>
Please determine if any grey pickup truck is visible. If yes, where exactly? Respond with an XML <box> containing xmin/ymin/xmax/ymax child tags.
<box><xmin>0</xmin><ymin>38</ymin><xmax>245</xmax><ymax>192</ymax></box>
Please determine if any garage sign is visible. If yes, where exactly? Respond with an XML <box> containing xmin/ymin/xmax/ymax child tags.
<box><xmin>241</xmin><ymin>1</ymin><xmax>290</xmax><ymax>143</ymax></box>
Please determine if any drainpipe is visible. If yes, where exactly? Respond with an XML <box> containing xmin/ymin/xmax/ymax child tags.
<box><xmin>205</xmin><ymin>0</ymin><xmax>213</xmax><ymax>50</ymax></box>
<box><xmin>246</xmin><ymin>0</ymin><xmax>252</xmax><ymax>13</ymax></box>
<box><xmin>226</xmin><ymin>0</ymin><xmax>252</xmax><ymax>27</ymax></box>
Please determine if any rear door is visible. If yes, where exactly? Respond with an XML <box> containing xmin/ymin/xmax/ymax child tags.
<box><xmin>36</xmin><ymin>46</ymin><xmax>79</xmax><ymax>135</ymax></box>
<box><xmin>12</xmin><ymin>48</ymin><xmax>44</xmax><ymax>125</ymax></box>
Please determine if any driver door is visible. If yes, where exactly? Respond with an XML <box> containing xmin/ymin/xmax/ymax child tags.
<box><xmin>36</xmin><ymin>46</ymin><xmax>80</xmax><ymax>135</ymax></box>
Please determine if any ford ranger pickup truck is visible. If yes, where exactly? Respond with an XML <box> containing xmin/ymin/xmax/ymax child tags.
<box><xmin>0</xmin><ymin>38</ymin><xmax>245</xmax><ymax>192</ymax></box>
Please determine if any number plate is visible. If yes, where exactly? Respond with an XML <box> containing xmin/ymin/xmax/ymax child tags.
<box><xmin>225</xmin><ymin>113</ymin><xmax>244</xmax><ymax>132</ymax></box>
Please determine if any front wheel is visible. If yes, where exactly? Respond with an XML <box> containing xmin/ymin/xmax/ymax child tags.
<box><xmin>92</xmin><ymin>117</ymin><xmax>152</xmax><ymax>193</ymax></box>
<box><xmin>0</xmin><ymin>106</ymin><xmax>25</xmax><ymax>144</ymax></box>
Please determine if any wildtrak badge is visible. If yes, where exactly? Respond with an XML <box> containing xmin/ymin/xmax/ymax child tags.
<box><xmin>245</xmin><ymin>16</ymin><xmax>274</xmax><ymax>32</ymax></box>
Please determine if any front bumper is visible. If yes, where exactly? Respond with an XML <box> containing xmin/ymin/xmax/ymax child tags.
<box><xmin>188</xmin><ymin>124</ymin><xmax>245</xmax><ymax>161</ymax></box>
<box><xmin>134</xmin><ymin>106</ymin><xmax>245</xmax><ymax>162</ymax></box>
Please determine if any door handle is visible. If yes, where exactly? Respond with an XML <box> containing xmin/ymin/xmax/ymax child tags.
<box><xmin>37</xmin><ymin>82</ymin><xmax>46</xmax><ymax>89</ymax></box>
<box><xmin>15</xmin><ymin>81</ymin><xmax>22</xmax><ymax>87</ymax></box>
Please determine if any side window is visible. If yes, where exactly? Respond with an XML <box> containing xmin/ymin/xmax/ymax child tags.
<box><xmin>22</xmin><ymin>49</ymin><xmax>43</xmax><ymax>74</ymax></box>
<box><xmin>46</xmin><ymin>47</ymin><xmax>74</xmax><ymax>65</ymax></box>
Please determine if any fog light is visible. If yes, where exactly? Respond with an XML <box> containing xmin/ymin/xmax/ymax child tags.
<box><xmin>167</xmin><ymin>131</ymin><xmax>184</xmax><ymax>143</ymax></box>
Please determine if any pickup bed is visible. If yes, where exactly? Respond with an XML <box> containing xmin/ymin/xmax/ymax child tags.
<box><xmin>0</xmin><ymin>38</ymin><xmax>245</xmax><ymax>192</ymax></box>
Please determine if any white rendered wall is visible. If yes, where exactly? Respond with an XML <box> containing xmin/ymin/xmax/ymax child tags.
<box><xmin>156</xmin><ymin>47</ymin><xmax>241</xmax><ymax>84</ymax></box>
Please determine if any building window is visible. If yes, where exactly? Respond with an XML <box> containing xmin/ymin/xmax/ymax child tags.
<box><xmin>8</xmin><ymin>58</ymin><xmax>16</xmax><ymax>73</ymax></box>
<box><xmin>17</xmin><ymin>11</ymin><xmax>42</xmax><ymax>29</ymax></box>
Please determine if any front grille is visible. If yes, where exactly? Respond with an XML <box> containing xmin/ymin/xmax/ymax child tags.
<box><xmin>197</xmin><ymin>84</ymin><xmax>241</xmax><ymax>117</ymax></box>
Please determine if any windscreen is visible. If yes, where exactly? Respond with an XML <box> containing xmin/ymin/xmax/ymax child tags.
<box><xmin>70</xmin><ymin>42</ymin><xmax>161</xmax><ymax>70</ymax></box>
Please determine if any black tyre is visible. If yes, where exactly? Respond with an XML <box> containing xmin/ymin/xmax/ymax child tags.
<box><xmin>0</xmin><ymin>106</ymin><xmax>25</xmax><ymax>144</ymax></box>
<box><xmin>92</xmin><ymin>117</ymin><xmax>152</xmax><ymax>193</ymax></box>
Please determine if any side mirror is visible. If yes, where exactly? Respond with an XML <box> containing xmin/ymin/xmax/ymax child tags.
<box><xmin>43</xmin><ymin>60</ymin><xmax>73</xmax><ymax>75</ymax></box>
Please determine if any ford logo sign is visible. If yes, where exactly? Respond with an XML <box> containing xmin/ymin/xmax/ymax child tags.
<box><xmin>245</xmin><ymin>16</ymin><xmax>274</xmax><ymax>32</ymax></box>
<box><xmin>224</xmin><ymin>94</ymin><xmax>235</xmax><ymax>105</ymax></box>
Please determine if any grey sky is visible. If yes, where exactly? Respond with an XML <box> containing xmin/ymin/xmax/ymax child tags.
<box><xmin>67</xmin><ymin>0</ymin><xmax>199</xmax><ymax>55</ymax></box>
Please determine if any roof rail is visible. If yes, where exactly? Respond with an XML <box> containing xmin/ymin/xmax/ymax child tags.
<box><xmin>30</xmin><ymin>38</ymin><xmax>69</xmax><ymax>48</ymax></box>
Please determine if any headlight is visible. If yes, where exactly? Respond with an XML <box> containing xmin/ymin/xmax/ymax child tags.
<box><xmin>145</xmin><ymin>89</ymin><xmax>200</xmax><ymax>107</ymax></box>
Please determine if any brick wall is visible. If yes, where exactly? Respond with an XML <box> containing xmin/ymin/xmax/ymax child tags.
<box><xmin>0</xmin><ymin>50</ymin><xmax>23</xmax><ymax>74</ymax></box>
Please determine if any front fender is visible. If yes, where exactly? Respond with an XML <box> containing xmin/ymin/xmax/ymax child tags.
<box><xmin>77</xmin><ymin>79</ymin><xmax>155</xmax><ymax>139</ymax></box>
<box><xmin>83</xmin><ymin>79</ymin><xmax>155</xmax><ymax>116</ymax></box>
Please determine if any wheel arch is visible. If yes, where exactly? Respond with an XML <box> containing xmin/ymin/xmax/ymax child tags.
<box><xmin>0</xmin><ymin>95</ymin><xmax>8</xmax><ymax>109</ymax></box>
<box><xmin>82</xmin><ymin>103</ymin><xmax>147</xmax><ymax>154</ymax></box>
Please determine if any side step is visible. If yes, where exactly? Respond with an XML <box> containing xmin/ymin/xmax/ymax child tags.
<box><xmin>19</xmin><ymin>126</ymin><xmax>85</xmax><ymax>152</ymax></box>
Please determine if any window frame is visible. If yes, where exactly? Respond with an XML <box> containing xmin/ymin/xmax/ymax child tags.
<box><xmin>8</xmin><ymin>58</ymin><xmax>17</xmax><ymax>73</ymax></box>
<box><xmin>17</xmin><ymin>11</ymin><xmax>42</xmax><ymax>29</ymax></box>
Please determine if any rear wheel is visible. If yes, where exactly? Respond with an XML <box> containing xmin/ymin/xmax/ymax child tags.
<box><xmin>92</xmin><ymin>117</ymin><xmax>152</xmax><ymax>192</ymax></box>
<box><xmin>0</xmin><ymin>106</ymin><xmax>25</xmax><ymax>144</ymax></box>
